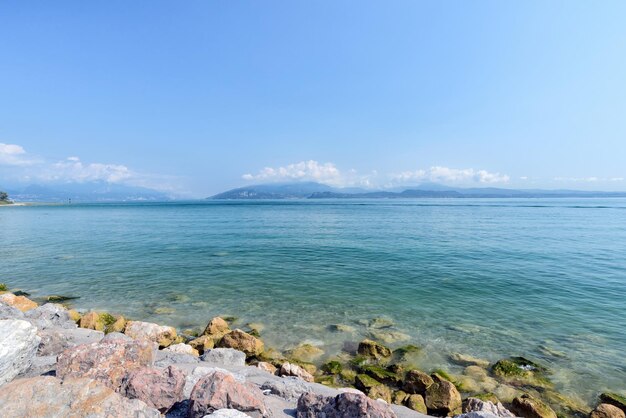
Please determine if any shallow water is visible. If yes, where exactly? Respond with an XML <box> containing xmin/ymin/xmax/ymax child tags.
<box><xmin>1</xmin><ymin>199</ymin><xmax>625</xmax><ymax>402</ymax></box>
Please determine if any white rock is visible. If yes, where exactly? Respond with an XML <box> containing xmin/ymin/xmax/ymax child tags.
<box><xmin>164</xmin><ymin>343</ymin><xmax>198</xmax><ymax>356</ymax></box>
<box><xmin>201</xmin><ymin>348</ymin><xmax>246</xmax><ymax>367</ymax></box>
<box><xmin>279</xmin><ymin>362</ymin><xmax>314</xmax><ymax>382</ymax></box>
<box><xmin>463</xmin><ymin>398</ymin><xmax>516</xmax><ymax>418</ymax></box>
<box><xmin>25</xmin><ymin>303</ymin><xmax>75</xmax><ymax>330</ymax></box>
<box><xmin>203</xmin><ymin>409</ymin><xmax>252</xmax><ymax>418</ymax></box>
<box><xmin>0</xmin><ymin>302</ymin><xmax>24</xmax><ymax>320</ymax></box>
<box><xmin>124</xmin><ymin>320</ymin><xmax>177</xmax><ymax>346</ymax></box>
<box><xmin>0</xmin><ymin>319</ymin><xmax>41</xmax><ymax>386</ymax></box>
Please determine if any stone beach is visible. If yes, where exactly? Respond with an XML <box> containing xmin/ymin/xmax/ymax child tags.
<box><xmin>0</xmin><ymin>284</ymin><xmax>625</xmax><ymax>418</ymax></box>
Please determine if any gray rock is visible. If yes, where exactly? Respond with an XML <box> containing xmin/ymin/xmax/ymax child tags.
<box><xmin>454</xmin><ymin>413</ymin><xmax>500</xmax><ymax>418</ymax></box>
<box><xmin>24</xmin><ymin>303</ymin><xmax>75</xmax><ymax>329</ymax></box>
<box><xmin>261</xmin><ymin>377</ymin><xmax>314</xmax><ymax>401</ymax></box>
<box><xmin>102</xmin><ymin>332</ymin><xmax>132</xmax><ymax>342</ymax></box>
<box><xmin>0</xmin><ymin>376</ymin><xmax>161</xmax><ymax>417</ymax></box>
<box><xmin>296</xmin><ymin>391</ymin><xmax>397</xmax><ymax>418</ymax></box>
<box><xmin>463</xmin><ymin>398</ymin><xmax>515</xmax><ymax>418</ymax></box>
<box><xmin>37</xmin><ymin>326</ymin><xmax>104</xmax><ymax>356</ymax></box>
<box><xmin>184</xmin><ymin>366</ymin><xmax>239</xmax><ymax>398</ymax></box>
<box><xmin>0</xmin><ymin>302</ymin><xmax>24</xmax><ymax>320</ymax></box>
<box><xmin>204</xmin><ymin>409</ymin><xmax>253</xmax><ymax>417</ymax></box>
<box><xmin>19</xmin><ymin>355</ymin><xmax>57</xmax><ymax>378</ymax></box>
<box><xmin>201</xmin><ymin>348</ymin><xmax>246</xmax><ymax>367</ymax></box>
<box><xmin>0</xmin><ymin>319</ymin><xmax>41</xmax><ymax>386</ymax></box>
<box><xmin>155</xmin><ymin>350</ymin><xmax>201</xmax><ymax>368</ymax></box>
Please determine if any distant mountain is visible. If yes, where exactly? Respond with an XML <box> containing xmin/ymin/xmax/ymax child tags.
<box><xmin>210</xmin><ymin>182</ymin><xmax>626</xmax><ymax>199</ymax></box>
<box><xmin>3</xmin><ymin>182</ymin><xmax>171</xmax><ymax>202</ymax></box>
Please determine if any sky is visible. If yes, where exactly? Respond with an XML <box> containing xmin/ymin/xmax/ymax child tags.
<box><xmin>1</xmin><ymin>1</ymin><xmax>626</xmax><ymax>197</ymax></box>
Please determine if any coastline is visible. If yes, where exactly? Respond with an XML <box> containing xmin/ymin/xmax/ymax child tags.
<box><xmin>1</xmin><ymin>285</ymin><xmax>624</xmax><ymax>418</ymax></box>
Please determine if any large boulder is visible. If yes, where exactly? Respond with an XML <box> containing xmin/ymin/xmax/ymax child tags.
<box><xmin>201</xmin><ymin>348</ymin><xmax>247</xmax><ymax>366</ymax></box>
<box><xmin>25</xmin><ymin>303</ymin><xmax>75</xmax><ymax>329</ymax></box>
<box><xmin>279</xmin><ymin>362</ymin><xmax>315</xmax><ymax>382</ymax></box>
<box><xmin>425</xmin><ymin>373</ymin><xmax>462</xmax><ymax>416</ymax></box>
<box><xmin>260</xmin><ymin>377</ymin><xmax>313</xmax><ymax>402</ymax></box>
<box><xmin>404</xmin><ymin>369</ymin><xmax>434</xmax><ymax>394</ymax></box>
<box><xmin>357</xmin><ymin>339</ymin><xmax>391</xmax><ymax>360</ymax></box>
<box><xmin>296</xmin><ymin>391</ymin><xmax>396</xmax><ymax>418</ymax></box>
<box><xmin>0</xmin><ymin>376</ymin><xmax>160</xmax><ymax>417</ymax></box>
<box><xmin>184</xmin><ymin>366</ymin><xmax>238</xmax><ymax>398</ymax></box>
<box><xmin>188</xmin><ymin>370</ymin><xmax>268</xmax><ymax>418</ymax></box>
<box><xmin>36</xmin><ymin>326</ymin><xmax>104</xmax><ymax>356</ymax></box>
<box><xmin>120</xmin><ymin>365</ymin><xmax>186</xmax><ymax>412</ymax></box>
<box><xmin>124</xmin><ymin>320</ymin><xmax>178</xmax><ymax>347</ymax></box>
<box><xmin>591</xmin><ymin>403</ymin><xmax>626</xmax><ymax>418</ymax></box>
<box><xmin>511</xmin><ymin>394</ymin><xmax>557</xmax><ymax>418</ymax></box>
<box><xmin>217</xmin><ymin>329</ymin><xmax>264</xmax><ymax>357</ymax></box>
<box><xmin>406</xmin><ymin>394</ymin><xmax>427</xmax><ymax>414</ymax></box>
<box><xmin>203</xmin><ymin>317</ymin><xmax>231</xmax><ymax>337</ymax></box>
<box><xmin>464</xmin><ymin>397</ymin><xmax>515</xmax><ymax>417</ymax></box>
<box><xmin>0</xmin><ymin>293</ymin><xmax>37</xmax><ymax>312</ymax></box>
<box><xmin>0</xmin><ymin>301</ymin><xmax>24</xmax><ymax>320</ymax></box>
<box><xmin>0</xmin><ymin>319</ymin><xmax>40</xmax><ymax>386</ymax></box>
<box><xmin>56</xmin><ymin>338</ymin><xmax>154</xmax><ymax>390</ymax></box>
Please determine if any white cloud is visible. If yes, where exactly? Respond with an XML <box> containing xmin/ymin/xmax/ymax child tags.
<box><xmin>553</xmin><ymin>176</ymin><xmax>625</xmax><ymax>183</ymax></box>
<box><xmin>43</xmin><ymin>157</ymin><xmax>134</xmax><ymax>183</ymax></box>
<box><xmin>0</xmin><ymin>143</ymin><xmax>38</xmax><ymax>166</ymax></box>
<box><xmin>243</xmin><ymin>160</ymin><xmax>344</xmax><ymax>185</ymax></box>
<box><xmin>392</xmin><ymin>166</ymin><xmax>510</xmax><ymax>185</ymax></box>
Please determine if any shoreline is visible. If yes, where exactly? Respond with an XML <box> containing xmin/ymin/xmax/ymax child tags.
<box><xmin>2</xmin><ymin>285</ymin><xmax>625</xmax><ymax>418</ymax></box>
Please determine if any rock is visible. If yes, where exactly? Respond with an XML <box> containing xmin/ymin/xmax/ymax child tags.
<box><xmin>368</xmin><ymin>317</ymin><xmax>395</xmax><ymax>329</ymax></box>
<box><xmin>0</xmin><ymin>319</ymin><xmax>40</xmax><ymax>386</ymax></box>
<box><xmin>0</xmin><ymin>376</ymin><xmax>160</xmax><ymax>417</ymax></box>
<box><xmin>201</xmin><ymin>348</ymin><xmax>247</xmax><ymax>366</ymax></box>
<box><xmin>591</xmin><ymin>404</ymin><xmax>626</xmax><ymax>418</ymax></box>
<box><xmin>68</xmin><ymin>309</ymin><xmax>81</xmax><ymax>322</ymax></box>
<box><xmin>357</xmin><ymin>339</ymin><xmax>392</xmax><ymax>360</ymax></box>
<box><xmin>45</xmin><ymin>294</ymin><xmax>79</xmax><ymax>303</ymax></box>
<box><xmin>425</xmin><ymin>373</ymin><xmax>462</xmax><ymax>416</ymax></box>
<box><xmin>155</xmin><ymin>351</ymin><xmax>200</xmax><ymax>368</ymax></box>
<box><xmin>24</xmin><ymin>303</ymin><xmax>75</xmax><ymax>329</ymax></box>
<box><xmin>328</xmin><ymin>323</ymin><xmax>356</xmax><ymax>333</ymax></box>
<box><xmin>0</xmin><ymin>293</ymin><xmax>38</xmax><ymax>312</ymax></box>
<box><xmin>450</xmin><ymin>353</ymin><xmax>490</xmax><ymax>368</ymax></box>
<box><xmin>404</xmin><ymin>369</ymin><xmax>434</xmax><ymax>394</ymax></box>
<box><xmin>286</xmin><ymin>343</ymin><xmax>325</xmax><ymax>362</ymax></box>
<box><xmin>464</xmin><ymin>397</ymin><xmax>515</xmax><ymax>417</ymax></box>
<box><xmin>280</xmin><ymin>362</ymin><xmax>315</xmax><ymax>382</ymax></box>
<box><xmin>491</xmin><ymin>357</ymin><xmax>551</xmax><ymax>388</ymax></box>
<box><xmin>600</xmin><ymin>394</ymin><xmax>626</xmax><ymax>414</ymax></box>
<box><xmin>360</xmin><ymin>364</ymin><xmax>403</xmax><ymax>385</ymax></box>
<box><xmin>454</xmin><ymin>413</ymin><xmax>500</xmax><ymax>418</ymax></box>
<box><xmin>367</xmin><ymin>329</ymin><xmax>411</xmax><ymax>344</ymax></box>
<box><xmin>368</xmin><ymin>384</ymin><xmax>393</xmax><ymax>403</ymax></box>
<box><xmin>0</xmin><ymin>301</ymin><xmax>24</xmax><ymax>319</ymax></box>
<box><xmin>354</xmin><ymin>374</ymin><xmax>392</xmax><ymax>403</ymax></box>
<box><xmin>125</xmin><ymin>320</ymin><xmax>178</xmax><ymax>347</ymax></box>
<box><xmin>260</xmin><ymin>377</ymin><xmax>313</xmax><ymax>401</ymax></box>
<box><xmin>165</xmin><ymin>343</ymin><xmax>200</xmax><ymax>356</ymax></box>
<box><xmin>191</xmin><ymin>335</ymin><xmax>217</xmax><ymax>353</ymax></box>
<box><xmin>204</xmin><ymin>409</ymin><xmax>253</xmax><ymax>418</ymax></box>
<box><xmin>246</xmin><ymin>322</ymin><xmax>265</xmax><ymax>332</ymax></box>
<box><xmin>256</xmin><ymin>361</ymin><xmax>277</xmax><ymax>374</ymax></box>
<box><xmin>296</xmin><ymin>391</ymin><xmax>397</xmax><ymax>418</ymax></box>
<box><xmin>392</xmin><ymin>344</ymin><xmax>422</xmax><ymax>362</ymax></box>
<box><xmin>80</xmin><ymin>311</ymin><xmax>105</xmax><ymax>331</ymax></box>
<box><xmin>217</xmin><ymin>329</ymin><xmax>264</xmax><ymax>357</ymax></box>
<box><xmin>56</xmin><ymin>338</ymin><xmax>154</xmax><ymax>390</ymax></box>
<box><xmin>120</xmin><ymin>365</ymin><xmax>186</xmax><ymax>412</ymax></box>
<box><xmin>393</xmin><ymin>390</ymin><xmax>408</xmax><ymax>405</ymax></box>
<box><xmin>406</xmin><ymin>394</ymin><xmax>427</xmax><ymax>414</ymax></box>
<box><xmin>511</xmin><ymin>394</ymin><xmax>557</xmax><ymax>418</ymax></box>
<box><xmin>184</xmin><ymin>366</ymin><xmax>235</xmax><ymax>398</ymax></box>
<box><xmin>321</xmin><ymin>360</ymin><xmax>343</xmax><ymax>375</ymax></box>
<box><xmin>105</xmin><ymin>315</ymin><xmax>127</xmax><ymax>334</ymax></box>
<box><xmin>102</xmin><ymin>331</ymin><xmax>132</xmax><ymax>342</ymax></box>
<box><xmin>37</xmin><ymin>326</ymin><xmax>104</xmax><ymax>356</ymax></box>
<box><xmin>189</xmin><ymin>370</ymin><xmax>268</xmax><ymax>418</ymax></box>
<box><xmin>203</xmin><ymin>316</ymin><xmax>231</xmax><ymax>337</ymax></box>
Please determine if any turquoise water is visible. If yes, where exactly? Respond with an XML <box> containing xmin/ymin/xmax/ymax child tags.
<box><xmin>1</xmin><ymin>199</ymin><xmax>625</xmax><ymax>402</ymax></box>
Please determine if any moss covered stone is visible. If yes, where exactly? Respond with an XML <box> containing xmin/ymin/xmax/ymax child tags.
<box><xmin>404</xmin><ymin>369</ymin><xmax>434</xmax><ymax>394</ymax></box>
<box><xmin>321</xmin><ymin>360</ymin><xmax>343</xmax><ymax>375</ymax></box>
<box><xmin>406</xmin><ymin>394</ymin><xmax>427</xmax><ymax>414</ymax></box>
<box><xmin>360</xmin><ymin>364</ymin><xmax>402</xmax><ymax>385</ymax></box>
<box><xmin>357</xmin><ymin>339</ymin><xmax>392</xmax><ymax>360</ymax></box>
<box><xmin>355</xmin><ymin>374</ymin><xmax>382</xmax><ymax>391</ymax></box>
<box><xmin>0</xmin><ymin>283</ymin><xmax>7</xmax><ymax>292</ymax></box>
<box><xmin>511</xmin><ymin>394</ymin><xmax>557</xmax><ymax>418</ymax></box>
<box><xmin>46</xmin><ymin>295</ymin><xmax>79</xmax><ymax>303</ymax></box>
<box><xmin>492</xmin><ymin>357</ymin><xmax>551</xmax><ymax>388</ymax></box>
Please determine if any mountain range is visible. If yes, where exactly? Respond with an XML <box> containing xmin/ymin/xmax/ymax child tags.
<box><xmin>209</xmin><ymin>182</ymin><xmax>626</xmax><ymax>199</ymax></box>
<box><xmin>2</xmin><ymin>182</ymin><xmax>171</xmax><ymax>202</ymax></box>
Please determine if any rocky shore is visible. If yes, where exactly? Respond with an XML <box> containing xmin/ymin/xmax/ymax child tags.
<box><xmin>0</xmin><ymin>285</ymin><xmax>625</xmax><ymax>418</ymax></box>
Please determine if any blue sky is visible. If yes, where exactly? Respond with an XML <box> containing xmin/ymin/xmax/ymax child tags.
<box><xmin>1</xmin><ymin>1</ymin><xmax>625</xmax><ymax>196</ymax></box>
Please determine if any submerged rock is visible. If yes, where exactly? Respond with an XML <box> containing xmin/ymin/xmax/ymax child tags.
<box><xmin>120</xmin><ymin>365</ymin><xmax>186</xmax><ymax>412</ymax></box>
<box><xmin>56</xmin><ymin>338</ymin><xmax>154</xmax><ymax>390</ymax></box>
<box><xmin>0</xmin><ymin>376</ymin><xmax>160</xmax><ymax>417</ymax></box>
<box><xmin>328</xmin><ymin>323</ymin><xmax>356</xmax><ymax>333</ymax></box>
<box><xmin>368</xmin><ymin>317</ymin><xmax>395</xmax><ymax>329</ymax></box>
<box><xmin>296</xmin><ymin>391</ymin><xmax>397</xmax><ymax>418</ymax></box>
<box><xmin>285</xmin><ymin>343</ymin><xmax>325</xmax><ymax>363</ymax></box>
<box><xmin>425</xmin><ymin>373</ymin><xmax>462</xmax><ymax>416</ymax></box>
<box><xmin>367</xmin><ymin>329</ymin><xmax>411</xmax><ymax>344</ymax></box>
<box><xmin>188</xmin><ymin>370</ymin><xmax>268</xmax><ymax>418</ymax></box>
<box><xmin>511</xmin><ymin>394</ymin><xmax>557</xmax><ymax>418</ymax></box>
<box><xmin>357</xmin><ymin>339</ymin><xmax>392</xmax><ymax>360</ymax></box>
<box><xmin>591</xmin><ymin>403</ymin><xmax>626</xmax><ymax>418</ymax></box>
<box><xmin>450</xmin><ymin>353</ymin><xmax>490</xmax><ymax>368</ymax></box>
<box><xmin>217</xmin><ymin>329</ymin><xmax>264</xmax><ymax>357</ymax></box>
<box><xmin>491</xmin><ymin>357</ymin><xmax>551</xmax><ymax>388</ymax></box>
<box><xmin>0</xmin><ymin>319</ymin><xmax>40</xmax><ymax>386</ymax></box>
<box><xmin>125</xmin><ymin>320</ymin><xmax>178</xmax><ymax>348</ymax></box>
<box><xmin>0</xmin><ymin>293</ymin><xmax>38</xmax><ymax>312</ymax></box>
